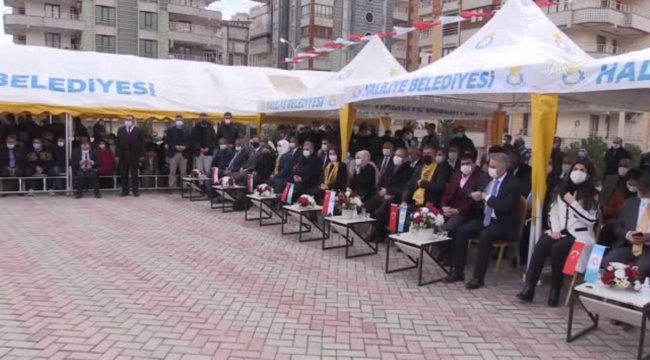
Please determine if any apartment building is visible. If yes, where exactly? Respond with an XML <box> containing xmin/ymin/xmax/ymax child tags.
<box><xmin>3</xmin><ymin>0</ymin><xmax>249</xmax><ymax>65</ymax></box>
<box><xmin>248</xmin><ymin>0</ymin><xmax>420</xmax><ymax>71</ymax></box>
<box><xmin>415</xmin><ymin>0</ymin><xmax>650</xmax><ymax>149</ymax></box>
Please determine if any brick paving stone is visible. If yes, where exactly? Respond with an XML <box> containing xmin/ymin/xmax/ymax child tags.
<box><xmin>0</xmin><ymin>194</ymin><xmax>641</xmax><ymax>359</ymax></box>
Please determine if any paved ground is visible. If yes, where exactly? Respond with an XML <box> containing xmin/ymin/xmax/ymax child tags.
<box><xmin>0</xmin><ymin>193</ymin><xmax>641</xmax><ymax>360</ymax></box>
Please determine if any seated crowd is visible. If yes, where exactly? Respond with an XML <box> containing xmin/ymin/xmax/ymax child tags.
<box><xmin>4</xmin><ymin>114</ymin><xmax>650</xmax><ymax>307</ymax></box>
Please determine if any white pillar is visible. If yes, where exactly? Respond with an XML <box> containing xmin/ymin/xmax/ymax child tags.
<box><xmin>618</xmin><ymin>111</ymin><xmax>626</xmax><ymax>138</ymax></box>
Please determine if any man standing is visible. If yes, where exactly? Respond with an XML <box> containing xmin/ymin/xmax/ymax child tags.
<box><xmin>192</xmin><ymin>112</ymin><xmax>217</xmax><ymax>176</ymax></box>
<box><xmin>420</xmin><ymin>123</ymin><xmax>439</xmax><ymax>151</ymax></box>
<box><xmin>71</xmin><ymin>140</ymin><xmax>101</xmax><ymax>199</ymax></box>
<box><xmin>216</xmin><ymin>112</ymin><xmax>239</xmax><ymax>145</ymax></box>
<box><xmin>604</xmin><ymin>137</ymin><xmax>631</xmax><ymax>178</ymax></box>
<box><xmin>165</xmin><ymin>115</ymin><xmax>191</xmax><ymax>191</ymax></box>
<box><xmin>446</xmin><ymin>152</ymin><xmax>520</xmax><ymax>290</ymax></box>
<box><xmin>116</xmin><ymin>115</ymin><xmax>145</xmax><ymax>197</ymax></box>
<box><xmin>0</xmin><ymin>134</ymin><xmax>26</xmax><ymax>193</ymax></box>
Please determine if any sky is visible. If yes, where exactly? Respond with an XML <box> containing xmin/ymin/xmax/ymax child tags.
<box><xmin>0</xmin><ymin>0</ymin><xmax>255</xmax><ymax>44</ymax></box>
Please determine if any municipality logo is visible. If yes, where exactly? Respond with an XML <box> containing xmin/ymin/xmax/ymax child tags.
<box><xmin>505</xmin><ymin>66</ymin><xmax>525</xmax><ymax>88</ymax></box>
<box><xmin>475</xmin><ymin>32</ymin><xmax>496</xmax><ymax>49</ymax></box>
<box><xmin>553</xmin><ymin>33</ymin><xmax>573</xmax><ymax>54</ymax></box>
<box><xmin>389</xmin><ymin>67</ymin><xmax>402</xmax><ymax>77</ymax></box>
<box><xmin>561</xmin><ymin>65</ymin><xmax>586</xmax><ymax>88</ymax></box>
<box><xmin>351</xmin><ymin>86</ymin><xmax>363</xmax><ymax>98</ymax></box>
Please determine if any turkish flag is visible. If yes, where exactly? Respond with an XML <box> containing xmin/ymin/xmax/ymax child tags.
<box><xmin>412</xmin><ymin>21</ymin><xmax>435</xmax><ymax>31</ymax></box>
<box><xmin>459</xmin><ymin>10</ymin><xmax>493</xmax><ymax>19</ymax></box>
<box><xmin>563</xmin><ymin>241</ymin><xmax>586</xmax><ymax>276</ymax></box>
<box><xmin>322</xmin><ymin>191</ymin><xmax>331</xmax><ymax>215</ymax></box>
<box><xmin>388</xmin><ymin>204</ymin><xmax>398</xmax><ymax>233</ymax></box>
<box><xmin>348</xmin><ymin>34</ymin><xmax>363</xmax><ymax>42</ymax></box>
<box><xmin>536</xmin><ymin>1</ymin><xmax>557</xmax><ymax>7</ymax></box>
<box><xmin>280</xmin><ymin>183</ymin><xmax>291</xmax><ymax>203</ymax></box>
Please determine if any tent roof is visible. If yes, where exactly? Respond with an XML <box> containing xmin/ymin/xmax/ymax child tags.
<box><xmin>344</xmin><ymin>0</ymin><xmax>594</xmax><ymax>103</ymax></box>
<box><xmin>261</xmin><ymin>36</ymin><xmax>407</xmax><ymax>113</ymax></box>
<box><xmin>0</xmin><ymin>44</ymin><xmax>329</xmax><ymax>120</ymax></box>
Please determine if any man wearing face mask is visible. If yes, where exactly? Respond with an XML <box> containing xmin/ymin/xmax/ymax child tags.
<box><xmin>446</xmin><ymin>145</ymin><xmax>461</xmax><ymax>170</ymax></box>
<box><xmin>601</xmin><ymin>173</ymin><xmax>650</xmax><ymax>279</ymax></box>
<box><xmin>50</xmin><ymin>136</ymin><xmax>68</xmax><ymax>192</ymax></box>
<box><xmin>165</xmin><ymin>115</ymin><xmax>191</xmax><ymax>191</ymax></box>
<box><xmin>288</xmin><ymin>136</ymin><xmax>302</xmax><ymax>166</ymax></box>
<box><xmin>96</xmin><ymin>139</ymin><xmax>116</xmax><ymax>189</ymax></box>
<box><xmin>507</xmin><ymin>149</ymin><xmax>532</xmax><ymax>198</ymax></box>
<box><xmin>599</xmin><ymin>168</ymin><xmax>642</xmax><ymax>250</ymax></box>
<box><xmin>215</xmin><ymin>112</ymin><xmax>239</xmax><ymax>146</ymax></box>
<box><xmin>71</xmin><ymin>140</ymin><xmax>101</xmax><ymax>199</ymax></box>
<box><xmin>191</xmin><ymin>113</ymin><xmax>217</xmax><ymax>177</ymax></box>
<box><xmin>377</xmin><ymin>142</ymin><xmax>395</xmax><ymax>176</ymax></box>
<box><xmin>601</xmin><ymin>156</ymin><xmax>633</xmax><ymax>207</ymax></box>
<box><xmin>403</xmin><ymin>145</ymin><xmax>450</xmax><ymax>208</ymax></box>
<box><xmin>25</xmin><ymin>137</ymin><xmax>53</xmax><ymax>193</ymax></box>
<box><xmin>319</xmin><ymin>139</ymin><xmax>331</xmax><ymax>170</ymax></box>
<box><xmin>449</xmin><ymin>126</ymin><xmax>476</xmax><ymax>156</ymax></box>
<box><xmin>550</xmin><ymin>136</ymin><xmax>564</xmax><ymax>174</ymax></box>
<box><xmin>116</xmin><ymin>115</ymin><xmax>145</xmax><ymax>197</ymax></box>
<box><xmin>211</xmin><ymin>138</ymin><xmax>234</xmax><ymax>174</ymax></box>
<box><xmin>604</xmin><ymin>137</ymin><xmax>631</xmax><ymax>179</ymax></box>
<box><xmin>0</xmin><ymin>134</ymin><xmax>27</xmax><ymax>193</ymax></box>
<box><xmin>446</xmin><ymin>152</ymin><xmax>520</xmax><ymax>290</ymax></box>
<box><xmin>224</xmin><ymin>138</ymin><xmax>248</xmax><ymax>175</ymax></box>
<box><xmin>292</xmin><ymin>140</ymin><xmax>322</xmax><ymax>198</ymax></box>
<box><xmin>420</xmin><ymin>123</ymin><xmax>440</xmax><ymax>152</ymax></box>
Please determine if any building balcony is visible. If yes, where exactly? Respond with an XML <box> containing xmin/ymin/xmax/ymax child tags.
<box><xmin>544</xmin><ymin>0</ymin><xmax>650</xmax><ymax>35</ymax></box>
<box><xmin>581</xmin><ymin>43</ymin><xmax>632</xmax><ymax>58</ymax></box>
<box><xmin>168</xmin><ymin>0</ymin><xmax>222</xmax><ymax>20</ymax></box>
<box><xmin>169</xmin><ymin>52</ymin><xmax>219</xmax><ymax>63</ymax></box>
<box><xmin>442</xmin><ymin>0</ymin><xmax>459</xmax><ymax>13</ymax></box>
<box><xmin>169</xmin><ymin>21</ymin><xmax>223</xmax><ymax>45</ymax></box>
<box><xmin>417</xmin><ymin>30</ymin><xmax>433</xmax><ymax>47</ymax></box>
<box><xmin>249</xmin><ymin>22</ymin><xmax>271</xmax><ymax>39</ymax></box>
<box><xmin>4</xmin><ymin>13</ymin><xmax>84</xmax><ymax>33</ymax></box>
<box><xmin>248</xmin><ymin>40</ymin><xmax>270</xmax><ymax>55</ymax></box>
<box><xmin>420</xmin><ymin>2</ymin><xmax>433</xmax><ymax>17</ymax></box>
<box><xmin>462</xmin><ymin>0</ymin><xmax>493</xmax><ymax>10</ymax></box>
<box><xmin>394</xmin><ymin>6</ymin><xmax>409</xmax><ymax>22</ymax></box>
<box><xmin>391</xmin><ymin>46</ymin><xmax>407</xmax><ymax>59</ymax></box>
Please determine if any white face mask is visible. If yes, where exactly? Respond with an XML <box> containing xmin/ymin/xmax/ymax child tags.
<box><xmin>124</xmin><ymin>121</ymin><xmax>133</xmax><ymax>127</ymax></box>
<box><xmin>392</xmin><ymin>156</ymin><xmax>403</xmax><ymax>166</ymax></box>
<box><xmin>435</xmin><ymin>155</ymin><xmax>445</xmax><ymax>164</ymax></box>
<box><xmin>7</xmin><ymin>143</ymin><xmax>15</xmax><ymax>149</ymax></box>
<box><xmin>329</xmin><ymin>154</ymin><xmax>338</xmax><ymax>162</ymax></box>
<box><xmin>642</xmin><ymin>198</ymin><xmax>650</xmax><ymax>207</ymax></box>
<box><xmin>618</xmin><ymin>167</ymin><xmax>629</xmax><ymax>177</ymax></box>
<box><xmin>219</xmin><ymin>144</ymin><xmax>227</xmax><ymax>150</ymax></box>
<box><xmin>612</xmin><ymin>143</ymin><xmax>621</xmax><ymax>149</ymax></box>
<box><xmin>570</xmin><ymin>170</ymin><xmax>587</xmax><ymax>185</ymax></box>
<box><xmin>57</xmin><ymin>141</ymin><xmax>65</xmax><ymax>147</ymax></box>
<box><xmin>382</xmin><ymin>148</ymin><xmax>391</xmax><ymax>156</ymax></box>
<box><xmin>488</xmin><ymin>167</ymin><xmax>499</xmax><ymax>179</ymax></box>
<box><xmin>627</xmin><ymin>183</ymin><xmax>638</xmax><ymax>193</ymax></box>
<box><xmin>224</xmin><ymin>119</ymin><xmax>232</xmax><ymax>125</ymax></box>
<box><xmin>355</xmin><ymin>158</ymin><xmax>363</xmax><ymax>166</ymax></box>
<box><xmin>448</xmin><ymin>152</ymin><xmax>458</xmax><ymax>162</ymax></box>
<box><xmin>461</xmin><ymin>164</ymin><xmax>473</xmax><ymax>176</ymax></box>
<box><xmin>235</xmin><ymin>146</ymin><xmax>242</xmax><ymax>152</ymax></box>
<box><xmin>175</xmin><ymin>120</ymin><xmax>183</xmax><ymax>128</ymax></box>
<box><xmin>302</xmin><ymin>150</ymin><xmax>312</xmax><ymax>157</ymax></box>
<box><xmin>562</xmin><ymin>164</ymin><xmax>572</xmax><ymax>174</ymax></box>
<box><xmin>99</xmin><ymin>144</ymin><xmax>106</xmax><ymax>150</ymax></box>
<box><xmin>321</xmin><ymin>144</ymin><xmax>329</xmax><ymax>151</ymax></box>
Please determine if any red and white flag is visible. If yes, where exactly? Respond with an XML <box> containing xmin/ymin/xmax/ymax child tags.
<box><xmin>563</xmin><ymin>241</ymin><xmax>586</xmax><ymax>276</ymax></box>
<box><xmin>246</xmin><ymin>174</ymin><xmax>254</xmax><ymax>193</ymax></box>
<box><xmin>322</xmin><ymin>190</ymin><xmax>336</xmax><ymax>216</ymax></box>
<box><xmin>393</xmin><ymin>26</ymin><xmax>416</xmax><ymax>36</ymax></box>
<box><xmin>388</xmin><ymin>204</ymin><xmax>398</xmax><ymax>233</ymax></box>
<box><xmin>210</xmin><ymin>167</ymin><xmax>219</xmax><ymax>184</ymax></box>
<box><xmin>280</xmin><ymin>183</ymin><xmax>295</xmax><ymax>204</ymax></box>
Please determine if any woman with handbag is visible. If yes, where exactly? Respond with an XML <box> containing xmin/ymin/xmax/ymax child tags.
<box><xmin>517</xmin><ymin>160</ymin><xmax>599</xmax><ymax>307</ymax></box>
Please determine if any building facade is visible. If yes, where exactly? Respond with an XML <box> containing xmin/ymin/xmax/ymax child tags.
<box><xmin>3</xmin><ymin>0</ymin><xmax>249</xmax><ymax>65</ymax></box>
<box><xmin>248</xmin><ymin>0</ymin><xmax>419</xmax><ymax>71</ymax></box>
<box><xmin>415</xmin><ymin>0</ymin><xmax>650</xmax><ymax>149</ymax></box>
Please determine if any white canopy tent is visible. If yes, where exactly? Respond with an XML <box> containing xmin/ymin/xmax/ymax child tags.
<box><xmin>0</xmin><ymin>43</ymin><xmax>329</xmax><ymax>121</ymax></box>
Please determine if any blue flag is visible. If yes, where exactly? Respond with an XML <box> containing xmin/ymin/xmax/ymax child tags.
<box><xmin>584</xmin><ymin>244</ymin><xmax>606</xmax><ymax>284</ymax></box>
<box><xmin>397</xmin><ymin>205</ymin><xmax>408</xmax><ymax>233</ymax></box>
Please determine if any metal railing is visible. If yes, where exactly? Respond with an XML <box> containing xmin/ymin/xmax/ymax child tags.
<box><xmin>542</xmin><ymin>0</ymin><xmax>650</xmax><ymax>19</ymax></box>
<box><xmin>96</xmin><ymin>15</ymin><xmax>116</xmax><ymax>26</ymax></box>
<box><xmin>169</xmin><ymin>0</ymin><xmax>204</xmax><ymax>8</ymax></box>
<box><xmin>583</xmin><ymin>43</ymin><xmax>631</xmax><ymax>55</ymax></box>
<box><xmin>169</xmin><ymin>53</ymin><xmax>218</xmax><ymax>63</ymax></box>
<box><xmin>45</xmin><ymin>41</ymin><xmax>62</xmax><ymax>48</ymax></box>
<box><xmin>96</xmin><ymin>45</ymin><xmax>116</xmax><ymax>53</ymax></box>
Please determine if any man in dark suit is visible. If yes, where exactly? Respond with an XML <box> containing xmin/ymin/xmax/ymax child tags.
<box><xmin>376</xmin><ymin>141</ymin><xmax>394</xmax><ymax>177</ymax></box>
<box><xmin>318</xmin><ymin>139</ymin><xmax>331</xmax><ymax>170</ymax></box>
<box><xmin>211</xmin><ymin>138</ymin><xmax>234</xmax><ymax>172</ymax></box>
<box><xmin>604</xmin><ymin>137</ymin><xmax>631</xmax><ymax>179</ymax></box>
<box><xmin>292</xmin><ymin>140</ymin><xmax>322</xmax><ymax>198</ymax></box>
<box><xmin>223</xmin><ymin>138</ymin><xmax>249</xmax><ymax>176</ymax></box>
<box><xmin>446</xmin><ymin>152</ymin><xmax>521</xmax><ymax>289</ymax></box>
<box><xmin>165</xmin><ymin>115</ymin><xmax>191</xmax><ymax>190</ymax></box>
<box><xmin>289</xmin><ymin>136</ymin><xmax>302</xmax><ymax>166</ymax></box>
<box><xmin>601</xmin><ymin>155</ymin><xmax>633</xmax><ymax>206</ymax></box>
<box><xmin>71</xmin><ymin>140</ymin><xmax>101</xmax><ymax>199</ymax></box>
<box><xmin>420</xmin><ymin>123</ymin><xmax>440</xmax><ymax>152</ymax></box>
<box><xmin>116</xmin><ymin>115</ymin><xmax>145</xmax><ymax>197</ymax></box>
<box><xmin>216</xmin><ymin>112</ymin><xmax>239</xmax><ymax>145</ymax></box>
<box><xmin>602</xmin><ymin>174</ymin><xmax>650</xmax><ymax>278</ymax></box>
<box><xmin>0</xmin><ymin>134</ymin><xmax>27</xmax><ymax>192</ymax></box>
<box><xmin>402</xmin><ymin>145</ymin><xmax>450</xmax><ymax>208</ymax></box>
<box><xmin>508</xmin><ymin>149</ymin><xmax>532</xmax><ymax>198</ymax></box>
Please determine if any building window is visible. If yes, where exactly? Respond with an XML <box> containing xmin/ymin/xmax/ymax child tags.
<box><xmin>589</xmin><ymin>114</ymin><xmax>600</xmax><ymax>137</ymax></box>
<box><xmin>176</xmin><ymin>46</ymin><xmax>191</xmax><ymax>55</ymax></box>
<box><xmin>96</xmin><ymin>6</ymin><xmax>116</xmax><ymax>26</ymax></box>
<box><xmin>140</xmin><ymin>11</ymin><xmax>158</xmax><ymax>30</ymax></box>
<box><xmin>44</xmin><ymin>4</ymin><xmax>60</xmax><ymax>18</ymax></box>
<box><xmin>596</xmin><ymin>35</ymin><xmax>606</xmax><ymax>53</ymax></box>
<box><xmin>365</xmin><ymin>12</ymin><xmax>374</xmax><ymax>23</ymax></box>
<box><xmin>70</xmin><ymin>6</ymin><xmax>80</xmax><ymax>19</ymax></box>
<box><xmin>522</xmin><ymin>113</ymin><xmax>530</xmax><ymax>136</ymax></box>
<box><xmin>315</xmin><ymin>4</ymin><xmax>333</xmax><ymax>18</ymax></box>
<box><xmin>442</xmin><ymin>47</ymin><xmax>456</xmax><ymax>57</ymax></box>
<box><xmin>442</xmin><ymin>11</ymin><xmax>459</xmax><ymax>36</ymax></box>
<box><xmin>45</xmin><ymin>32</ymin><xmax>61</xmax><ymax>48</ymax></box>
<box><xmin>139</xmin><ymin>39</ymin><xmax>158</xmax><ymax>58</ymax></box>
<box><xmin>96</xmin><ymin>35</ymin><xmax>116</xmax><ymax>53</ymax></box>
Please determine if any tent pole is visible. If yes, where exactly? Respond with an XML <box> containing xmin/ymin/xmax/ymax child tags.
<box><xmin>339</xmin><ymin>104</ymin><xmax>356</xmax><ymax>161</ymax></box>
<box><xmin>65</xmin><ymin>113</ymin><xmax>71</xmax><ymax>194</ymax></box>
<box><xmin>528</xmin><ymin>94</ymin><xmax>559</xmax><ymax>276</ymax></box>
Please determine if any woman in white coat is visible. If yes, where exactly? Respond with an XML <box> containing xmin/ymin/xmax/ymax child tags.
<box><xmin>517</xmin><ymin>160</ymin><xmax>599</xmax><ymax>307</ymax></box>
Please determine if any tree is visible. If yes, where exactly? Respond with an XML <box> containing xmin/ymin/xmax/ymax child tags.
<box><xmin>564</xmin><ymin>137</ymin><xmax>642</xmax><ymax>184</ymax></box>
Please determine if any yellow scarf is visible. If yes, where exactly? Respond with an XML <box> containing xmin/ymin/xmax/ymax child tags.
<box><xmin>324</xmin><ymin>162</ymin><xmax>339</xmax><ymax>188</ymax></box>
<box><xmin>412</xmin><ymin>162</ymin><xmax>437</xmax><ymax>205</ymax></box>
<box><xmin>274</xmin><ymin>154</ymin><xmax>282</xmax><ymax>174</ymax></box>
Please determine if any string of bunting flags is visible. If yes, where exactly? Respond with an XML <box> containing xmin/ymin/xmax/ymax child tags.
<box><xmin>281</xmin><ymin>0</ymin><xmax>566</xmax><ymax>64</ymax></box>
